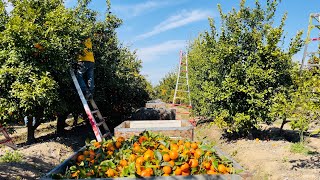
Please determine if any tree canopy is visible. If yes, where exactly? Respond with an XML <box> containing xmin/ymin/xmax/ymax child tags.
<box><xmin>187</xmin><ymin>0</ymin><xmax>303</xmax><ymax>135</ymax></box>
<box><xmin>0</xmin><ymin>0</ymin><xmax>151</xmax><ymax>142</ymax></box>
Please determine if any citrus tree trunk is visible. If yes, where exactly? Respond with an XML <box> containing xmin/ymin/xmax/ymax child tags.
<box><xmin>26</xmin><ymin>116</ymin><xmax>41</xmax><ymax>144</ymax></box>
<box><xmin>57</xmin><ymin>113</ymin><xmax>68</xmax><ymax>134</ymax></box>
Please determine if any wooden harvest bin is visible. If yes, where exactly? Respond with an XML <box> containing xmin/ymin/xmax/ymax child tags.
<box><xmin>114</xmin><ymin>120</ymin><xmax>194</xmax><ymax>141</ymax></box>
<box><xmin>42</xmin><ymin>121</ymin><xmax>251</xmax><ymax>179</ymax></box>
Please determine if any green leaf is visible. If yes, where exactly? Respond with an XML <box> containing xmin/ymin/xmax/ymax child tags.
<box><xmin>100</xmin><ymin>160</ymin><xmax>116</xmax><ymax>169</ymax></box>
<box><xmin>155</xmin><ymin>150</ymin><xmax>162</xmax><ymax>161</ymax></box>
<box><xmin>160</xmin><ymin>162</ymin><xmax>172</xmax><ymax>167</ymax></box>
<box><xmin>212</xmin><ymin>160</ymin><xmax>218</xmax><ymax>170</ymax></box>
<box><xmin>69</xmin><ymin>166</ymin><xmax>77</xmax><ymax>171</ymax></box>
<box><xmin>129</xmin><ymin>162</ymin><xmax>135</xmax><ymax>174</ymax></box>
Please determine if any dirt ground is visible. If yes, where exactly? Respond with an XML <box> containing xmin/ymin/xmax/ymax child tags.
<box><xmin>0</xmin><ymin>109</ymin><xmax>319</xmax><ymax>180</ymax></box>
<box><xmin>0</xmin><ymin>120</ymin><xmax>94</xmax><ymax>180</ymax></box>
<box><xmin>195</xmin><ymin>123</ymin><xmax>320</xmax><ymax>180</ymax></box>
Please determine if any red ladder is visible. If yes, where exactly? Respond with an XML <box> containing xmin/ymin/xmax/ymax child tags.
<box><xmin>0</xmin><ymin>125</ymin><xmax>17</xmax><ymax>149</ymax></box>
<box><xmin>70</xmin><ymin>69</ymin><xmax>112</xmax><ymax>142</ymax></box>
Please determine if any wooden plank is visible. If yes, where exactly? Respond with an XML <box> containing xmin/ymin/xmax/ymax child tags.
<box><xmin>114</xmin><ymin>120</ymin><xmax>194</xmax><ymax>140</ymax></box>
<box><xmin>130</xmin><ymin>120</ymin><xmax>181</xmax><ymax>128</ymax></box>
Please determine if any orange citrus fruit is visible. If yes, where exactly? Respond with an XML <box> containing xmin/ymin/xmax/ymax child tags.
<box><xmin>115</xmin><ymin>141</ymin><xmax>122</xmax><ymax>149</ymax></box>
<box><xmin>139</xmin><ymin>136</ymin><xmax>147</xmax><ymax>144</ymax></box>
<box><xmin>218</xmin><ymin>164</ymin><xmax>227</xmax><ymax>173</ymax></box>
<box><xmin>189</xmin><ymin>159</ymin><xmax>199</xmax><ymax>168</ymax></box>
<box><xmin>180</xmin><ymin>163</ymin><xmax>190</xmax><ymax>171</ymax></box>
<box><xmin>120</xmin><ymin>159</ymin><xmax>128</xmax><ymax>167</ymax></box>
<box><xmin>174</xmin><ymin>167</ymin><xmax>182</xmax><ymax>175</ymax></box>
<box><xmin>83</xmin><ymin>151</ymin><xmax>90</xmax><ymax>156</ymax></box>
<box><xmin>77</xmin><ymin>155</ymin><xmax>85</xmax><ymax>162</ymax></box>
<box><xmin>203</xmin><ymin>161</ymin><xmax>211</xmax><ymax>170</ymax></box>
<box><xmin>194</xmin><ymin>149</ymin><xmax>203</xmax><ymax>159</ymax></box>
<box><xmin>136</xmin><ymin>157</ymin><xmax>144</xmax><ymax>165</ymax></box>
<box><xmin>145</xmin><ymin>167</ymin><xmax>153</xmax><ymax>175</ymax></box>
<box><xmin>169</xmin><ymin>160</ymin><xmax>175</xmax><ymax>167</ymax></box>
<box><xmin>106</xmin><ymin>169</ymin><xmax>115</xmax><ymax>177</ymax></box>
<box><xmin>169</xmin><ymin>150</ymin><xmax>178</xmax><ymax>160</ymax></box>
<box><xmin>185</xmin><ymin>142</ymin><xmax>191</xmax><ymax>148</ymax></box>
<box><xmin>129</xmin><ymin>154</ymin><xmax>136</xmax><ymax>162</ymax></box>
<box><xmin>163</xmin><ymin>154</ymin><xmax>170</xmax><ymax>162</ymax></box>
<box><xmin>207</xmin><ymin>170</ymin><xmax>218</xmax><ymax>174</ymax></box>
<box><xmin>163</xmin><ymin>166</ymin><xmax>172</xmax><ymax>174</ymax></box>
<box><xmin>170</xmin><ymin>143</ymin><xmax>179</xmax><ymax>151</ymax></box>
<box><xmin>191</xmin><ymin>142</ymin><xmax>198</xmax><ymax>149</ymax></box>
<box><xmin>140</xmin><ymin>170</ymin><xmax>151</xmax><ymax>177</ymax></box>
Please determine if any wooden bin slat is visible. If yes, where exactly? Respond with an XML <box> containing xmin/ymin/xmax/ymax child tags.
<box><xmin>114</xmin><ymin>120</ymin><xmax>194</xmax><ymax>140</ymax></box>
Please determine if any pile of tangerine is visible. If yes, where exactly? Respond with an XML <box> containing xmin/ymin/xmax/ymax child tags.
<box><xmin>56</xmin><ymin>131</ymin><xmax>235</xmax><ymax>179</ymax></box>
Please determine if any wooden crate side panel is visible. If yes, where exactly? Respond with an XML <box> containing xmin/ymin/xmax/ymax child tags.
<box><xmin>129</xmin><ymin>120</ymin><xmax>182</xmax><ymax>128</ymax></box>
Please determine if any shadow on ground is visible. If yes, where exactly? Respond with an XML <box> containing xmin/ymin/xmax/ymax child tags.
<box><xmin>0</xmin><ymin>156</ymin><xmax>55</xmax><ymax>180</ymax></box>
<box><xmin>196</xmin><ymin>117</ymin><xmax>303</xmax><ymax>142</ymax></box>
<box><xmin>290</xmin><ymin>154</ymin><xmax>320</xmax><ymax>170</ymax></box>
<box><xmin>16</xmin><ymin>123</ymin><xmax>95</xmax><ymax>152</ymax></box>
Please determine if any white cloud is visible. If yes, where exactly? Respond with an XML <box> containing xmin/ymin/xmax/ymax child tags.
<box><xmin>3</xmin><ymin>0</ymin><xmax>13</xmax><ymax>13</ymax></box>
<box><xmin>136</xmin><ymin>40</ymin><xmax>186</xmax><ymax>63</ymax></box>
<box><xmin>113</xmin><ymin>0</ymin><xmax>174</xmax><ymax>18</ymax></box>
<box><xmin>135</xmin><ymin>9</ymin><xmax>212</xmax><ymax>41</ymax></box>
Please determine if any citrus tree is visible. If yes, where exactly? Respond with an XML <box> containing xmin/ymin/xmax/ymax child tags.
<box><xmin>0</xmin><ymin>0</ymin><xmax>151</xmax><ymax>143</ymax></box>
<box><xmin>270</xmin><ymin>65</ymin><xmax>320</xmax><ymax>140</ymax></box>
<box><xmin>187</xmin><ymin>0</ymin><xmax>303</xmax><ymax>136</ymax></box>
<box><xmin>154</xmin><ymin>71</ymin><xmax>177</xmax><ymax>103</ymax></box>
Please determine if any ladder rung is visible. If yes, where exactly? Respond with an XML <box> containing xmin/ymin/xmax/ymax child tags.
<box><xmin>181</xmin><ymin>70</ymin><xmax>188</xmax><ymax>73</ymax></box>
<box><xmin>175</xmin><ymin>97</ymin><xmax>186</xmax><ymax>99</ymax></box>
<box><xmin>97</xmin><ymin>120</ymin><xmax>106</xmax><ymax>127</ymax></box>
<box><xmin>177</xmin><ymin>90</ymin><xmax>189</xmax><ymax>92</ymax></box>
<box><xmin>310</xmin><ymin>37</ymin><xmax>320</xmax><ymax>41</ymax></box>
<box><xmin>102</xmin><ymin>132</ymin><xmax>112</xmax><ymax>138</ymax></box>
<box><xmin>307</xmin><ymin>64</ymin><xmax>320</xmax><ymax>67</ymax></box>
<box><xmin>0</xmin><ymin>138</ymin><xmax>12</xmax><ymax>144</ymax></box>
<box><xmin>91</xmin><ymin>110</ymin><xmax>99</xmax><ymax>114</ymax></box>
<box><xmin>307</xmin><ymin>52</ymin><xmax>319</xmax><ymax>55</ymax></box>
<box><xmin>311</xmin><ymin>13</ymin><xmax>320</xmax><ymax>18</ymax></box>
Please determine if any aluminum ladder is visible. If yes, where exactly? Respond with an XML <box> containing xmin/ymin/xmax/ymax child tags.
<box><xmin>300</xmin><ymin>13</ymin><xmax>320</xmax><ymax>70</ymax></box>
<box><xmin>70</xmin><ymin>69</ymin><xmax>112</xmax><ymax>142</ymax></box>
<box><xmin>172</xmin><ymin>50</ymin><xmax>192</xmax><ymax>108</ymax></box>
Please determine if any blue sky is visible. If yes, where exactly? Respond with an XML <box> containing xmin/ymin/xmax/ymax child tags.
<box><xmin>63</xmin><ymin>0</ymin><xmax>319</xmax><ymax>85</ymax></box>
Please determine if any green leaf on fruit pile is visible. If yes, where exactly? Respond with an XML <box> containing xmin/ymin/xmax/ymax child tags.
<box><xmin>129</xmin><ymin>162</ymin><xmax>135</xmax><ymax>174</ymax></box>
<box><xmin>69</xmin><ymin>166</ymin><xmax>77</xmax><ymax>171</ymax></box>
<box><xmin>100</xmin><ymin>160</ymin><xmax>116</xmax><ymax>169</ymax></box>
<box><xmin>155</xmin><ymin>150</ymin><xmax>162</xmax><ymax>161</ymax></box>
<box><xmin>160</xmin><ymin>162</ymin><xmax>172</xmax><ymax>167</ymax></box>
<box><xmin>191</xmin><ymin>167</ymin><xmax>198</xmax><ymax>175</ymax></box>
